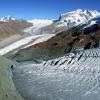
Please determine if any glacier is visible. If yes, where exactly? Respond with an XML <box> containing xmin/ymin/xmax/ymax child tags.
<box><xmin>12</xmin><ymin>48</ymin><xmax>100</xmax><ymax>100</ymax></box>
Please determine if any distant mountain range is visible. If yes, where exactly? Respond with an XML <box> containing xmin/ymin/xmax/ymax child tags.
<box><xmin>1</xmin><ymin>9</ymin><xmax>100</xmax><ymax>28</ymax></box>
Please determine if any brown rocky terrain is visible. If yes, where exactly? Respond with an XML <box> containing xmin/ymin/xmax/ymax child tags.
<box><xmin>0</xmin><ymin>20</ymin><xmax>32</xmax><ymax>41</ymax></box>
<box><xmin>30</xmin><ymin>24</ymin><xmax>100</xmax><ymax>53</ymax></box>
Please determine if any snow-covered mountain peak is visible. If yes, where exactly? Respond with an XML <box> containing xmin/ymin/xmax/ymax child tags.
<box><xmin>59</xmin><ymin>9</ymin><xmax>100</xmax><ymax>27</ymax></box>
<box><xmin>83</xmin><ymin>9</ymin><xmax>100</xmax><ymax>17</ymax></box>
<box><xmin>0</xmin><ymin>16</ymin><xmax>16</xmax><ymax>22</ymax></box>
<box><xmin>61</xmin><ymin>9</ymin><xmax>100</xmax><ymax>18</ymax></box>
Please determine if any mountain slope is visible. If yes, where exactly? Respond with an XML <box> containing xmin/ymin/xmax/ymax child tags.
<box><xmin>0</xmin><ymin>18</ymin><xmax>33</xmax><ymax>49</ymax></box>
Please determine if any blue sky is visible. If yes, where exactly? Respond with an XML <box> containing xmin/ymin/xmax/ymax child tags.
<box><xmin>0</xmin><ymin>0</ymin><xmax>99</xmax><ymax>19</ymax></box>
